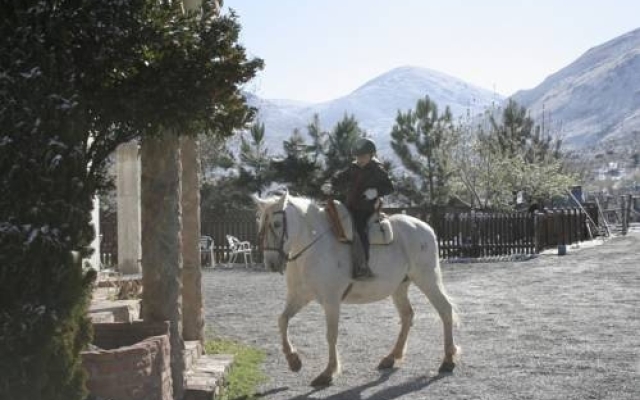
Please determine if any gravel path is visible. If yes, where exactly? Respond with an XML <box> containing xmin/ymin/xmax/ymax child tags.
<box><xmin>202</xmin><ymin>232</ymin><xmax>640</xmax><ymax>400</ymax></box>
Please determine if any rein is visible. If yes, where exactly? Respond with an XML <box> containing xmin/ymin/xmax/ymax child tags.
<box><xmin>287</xmin><ymin>225</ymin><xmax>333</xmax><ymax>261</ymax></box>
<box><xmin>260</xmin><ymin>203</ymin><xmax>344</xmax><ymax>263</ymax></box>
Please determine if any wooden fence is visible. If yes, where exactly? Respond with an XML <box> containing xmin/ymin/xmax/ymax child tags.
<box><xmin>101</xmin><ymin>203</ymin><xmax>596</xmax><ymax>266</ymax></box>
<box><xmin>201</xmin><ymin>211</ymin><xmax>261</xmax><ymax>264</ymax></box>
<box><xmin>596</xmin><ymin>194</ymin><xmax>639</xmax><ymax>235</ymax></box>
<box><xmin>200</xmin><ymin>205</ymin><xmax>593</xmax><ymax>263</ymax></box>
<box><xmin>534</xmin><ymin>208</ymin><xmax>591</xmax><ymax>251</ymax></box>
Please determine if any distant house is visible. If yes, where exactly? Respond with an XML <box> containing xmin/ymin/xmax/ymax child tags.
<box><xmin>596</xmin><ymin>161</ymin><xmax>626</xmax><ymax>181</ymax></box>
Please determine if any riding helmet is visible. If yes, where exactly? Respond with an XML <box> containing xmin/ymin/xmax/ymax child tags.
<box><xmin>352</xmin><ymin>137</ymin><xmax>377</xmax><ymax>156</ymax></box>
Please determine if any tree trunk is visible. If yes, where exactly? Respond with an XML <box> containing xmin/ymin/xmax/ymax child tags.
<box><xmin>141</xmin><ymin>130</ymin><xmax>184</xmax><ymax>400</ymax></box>
<box><xmin>181</xmin><ymin>136</ymin><xmax>204</xmax><ymax>342</ymax></box>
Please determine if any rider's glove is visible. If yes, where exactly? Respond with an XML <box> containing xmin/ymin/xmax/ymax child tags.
<box><xmin>363</xmin><ymin>188</ymin><xmax>378</xmax><ymax>200</ymax></box>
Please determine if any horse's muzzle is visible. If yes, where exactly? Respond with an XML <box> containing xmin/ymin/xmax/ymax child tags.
<box><xmin>263</xmin><ymin>251</ymin><xmax>286</xmax><ymax>274</ymax></box>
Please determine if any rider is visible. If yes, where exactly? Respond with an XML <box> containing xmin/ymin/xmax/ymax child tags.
<box><xmin>330</xmin><ymin>138</ymin><xmax>394</xmax><ymax>280</ymax></box>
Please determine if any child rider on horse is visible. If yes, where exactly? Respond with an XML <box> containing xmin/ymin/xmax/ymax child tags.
<box><xmin>328</xmin><ymin>138</ymin><xmax>394</xmax><ymax>280</ymax></box>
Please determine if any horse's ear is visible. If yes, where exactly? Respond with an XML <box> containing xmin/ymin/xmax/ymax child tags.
<box><xmin>252</xmin><ymin>194</ymin><xmax>268</xmax><ymax>212</ymax></box>
<box><xmin>277</xmin><ymin>190</ymin><xmax>289</xmax><ymax>208</ymax></box>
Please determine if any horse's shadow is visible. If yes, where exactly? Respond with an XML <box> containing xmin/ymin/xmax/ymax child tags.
<box><xmin>256</xmin><ymin>370</ymin><xmax>450</xmax><ymax>400</ymax></box>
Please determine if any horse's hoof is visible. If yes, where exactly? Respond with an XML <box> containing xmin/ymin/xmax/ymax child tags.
<box><xmin>377</xmin><ymin>356</ymin><xmax>396</xmax><ymax>370</ymax></box>
<box><xmin>310</xmin><ymin>373</ymin><xmax>333</xmax><ymax>387</ymax></box>
<box><xmin>438</xmin><ymin>360</ymin><xmax>456</xmax><ymax>373</ymax></box>
<box><xmin>286</xmin><ymin>352</ymin><xmax>302</xmax><ymax>372</ymax></box>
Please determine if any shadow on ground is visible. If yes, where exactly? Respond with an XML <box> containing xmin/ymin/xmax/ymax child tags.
<box><xmin>255</xmin><ymin>370</ymin><xmax>450</xmax><ymax>400</ymax></box>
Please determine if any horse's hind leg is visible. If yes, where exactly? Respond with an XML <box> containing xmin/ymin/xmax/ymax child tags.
<box><xmin>378</xmin><ymin>280</ymin><xmax>414</xmax><ymax>369</ymax></box>
<box><xmin>279</xmin><ymin>296</ymin><xmax>310</xmax><ymax>372</ymax></box>
<box><xmin>410</xmin><ymin>266</ymin><xmax>458</xmax><ymax>373</ymax></box>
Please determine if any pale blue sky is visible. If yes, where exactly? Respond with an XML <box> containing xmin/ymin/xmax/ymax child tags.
<box><xmin>224</xmin><ymin>0</ymin><xmax>640</xmax><ymax>102</ymax></box>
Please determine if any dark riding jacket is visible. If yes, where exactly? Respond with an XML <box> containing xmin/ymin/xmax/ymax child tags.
<box><xmin>331</xmin><ymin>159</ymin><xmax>394</xmax><ymax>214</ymax></box>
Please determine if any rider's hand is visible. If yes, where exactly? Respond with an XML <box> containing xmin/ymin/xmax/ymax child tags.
<box><xmin>321</xmin><ymin>183</ymin><xmax>333</xmax><ymax>195</ymax></box>
<box><xmin>363</xmin><ymin>188</ymin><xmax>378</xmax><ymax>200</ymax></box>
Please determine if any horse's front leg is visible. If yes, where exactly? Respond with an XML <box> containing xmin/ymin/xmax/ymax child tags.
<box><xmin>310</xmin><ymin>301</ymin><xmax>341</xmax><ymax>387</ymax></box>
<box><xmin>279</xmin><ymin>296</ymin><xmax>310</xmax><ymax>372</ymax></box>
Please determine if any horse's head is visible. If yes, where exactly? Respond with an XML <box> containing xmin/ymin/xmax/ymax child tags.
<box><xmin>254</xmin><ymin>191</ymin><xmax>292</xmax><ymax>273</ymax></box>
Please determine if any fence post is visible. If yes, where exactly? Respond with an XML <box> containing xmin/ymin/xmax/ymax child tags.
<box><xmin>626</xmin><ymin>194</ymin><xmax>633</xmax><ymax>232</ymax></box>
<box><xmin>534</xmin><ymin>212</ymin><xmax>543</xmax><ymax>253</ymax></box>
<box><xmin>621</xmin><ymin>195</ymin><xmax>628</xmax><ymax>235</ymax></box>
<box><xmin>528</xmin><ymin>211</ymin><xmax>535</xmax><ymax>254</ymax></box>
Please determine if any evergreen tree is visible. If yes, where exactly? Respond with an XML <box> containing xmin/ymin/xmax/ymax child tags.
<box><xmin>455</xmin><ymin>102</ymin><xmax>571</xmax><ymax>210</ymax></box>
<box><xmin>0</xmin><ymin>1</ymin><xmax>261</xmax><ymax>398</ymax></box>
<box><xmin>200</xmin><ymin>134</ymin><xmax>236</xmax><ymax>176</ymax></box>
<box><xmin>390</xmin><ymin>96</ymin><xmax>458</xmax><ymax>207</ymax></box>
<box><xmin>482</xmin><ymin>99</ymin><xmax>562</xmax><ymax>163</ymax></box>
<box><xmin>239</xmin><ymin>122</ymin><xmax>272</xmax><ymax>196</ymax></box>
<box><xmin>324</xmin><ymin>114</ymin><xmax>365</xmax><ymax>180</ymax></box>
<box><xmin>306</xmin><ymin>114</ymin><xmax>329</xmax><ymax>164</ymax></box>
<box><xmin>271</xmin><ymin>128</ymin><xmax>323</xmax><ymax>196</ymax></box>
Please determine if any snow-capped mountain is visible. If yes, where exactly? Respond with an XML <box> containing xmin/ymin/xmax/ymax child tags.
<box><xmin>249</xmin><ymin>27</ymin><xmax>640</xmax><ymax>154</ymax></box>
<box><xmin>247</xmin><ymin>66</ymin><xmax>502</xmax><ymax>156</ymax></box>
<box><xmin>512</xmin><ymin>27</ymin><xmax>640</xmax><ymax>147</ymax></box>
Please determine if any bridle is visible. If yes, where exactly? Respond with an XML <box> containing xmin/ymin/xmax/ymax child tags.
<box><xmin>259</xmin><ymin>209</ymin><xmax>289</xmax><ymax>263</ymax></box>
<box><xmin>259</xmin><ymin>204</ymin><xmax>331</xmax><ymax>265</ymax></box>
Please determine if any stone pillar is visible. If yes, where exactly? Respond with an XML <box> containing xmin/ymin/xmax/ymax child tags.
<box><xmin>180</xmin><ymin>0</ymin><xmax>207</xmax><ymax>345</ymax></box>
<box><xmin>141</xmin><ymin>131</ymin><xmax>184</xmax><ymax>399</ymax></box>
<box><xmin>89</xmin><ymin>196</ymin><xmax>101</xmax><ymax>270</ymax></box>
<box><xmin>181</xmin><ymin>136</ymin><xmax>204</xmax><ymax>342</ymax></box>
<box><xmin>116</xmin><ymin>141</ymin><xmax>141</xmax><ymax>274</ymax></box>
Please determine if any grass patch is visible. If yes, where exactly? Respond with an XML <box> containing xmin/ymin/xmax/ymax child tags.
<box><xmin>205</xmin><ymin>338</ymin><xmax>267</xmax><ymax>400</ymax></box>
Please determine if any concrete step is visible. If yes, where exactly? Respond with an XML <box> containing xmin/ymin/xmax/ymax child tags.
<box><xmin>183</xmin><ymin>340</ymin><xmax>203</xmax><ymax>372</ymax></box>
<box><xmin>184</xmin><ymin>354</ymin><xmax>234</xmax><ymax>400</ymax></box>
<box><xmin>88</xmin><ymin>299</ymin><xmax>140</xmax><ymax>322</ymax></box>
<box><xmin>88</xmin><ymin>311</ymin><xmax>115</xmax><ymax>323</ymax></box>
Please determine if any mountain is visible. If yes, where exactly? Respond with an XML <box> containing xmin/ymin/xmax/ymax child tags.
<box><xmin>247</xmin><ymin>66</ymin><xmax>502</xmax><ymax>156</ymax></box>
<box><xmin>512</xmin><ymin>28</ymin><xmax>640</xmax><ymax>147</ymax></box>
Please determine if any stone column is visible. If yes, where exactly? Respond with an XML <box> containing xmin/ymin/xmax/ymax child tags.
<box><xmin>89</xmin><ymin>196</ymin><xmax>101</xmax><ymax>270</ymax></box>
<box><xmin>181</xmin><ymin>136</ymin><xmax>204</xmax><ymax>342</ymax></box>
<box><xmin>180</xmin><ymin>0</ymin><xmax>207</xmax><ymax>345</ymax></box>
<box><xmin>141</xmin><ymin>131</ymin><xmax>184</xmax><ymax>399</ymax></box>
<box><xmin>116</xmin><ymin>141</ymin><xmax>141</xmax><ymax>274</ymax></box>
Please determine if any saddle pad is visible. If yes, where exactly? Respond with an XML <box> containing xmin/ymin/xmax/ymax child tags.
<box><xmin>326</xmin><ymin>201</ymin><xmax>393</xmax><ymax>245</ymax></box>
<box><xmin>368</xmin><ymin>214</ymin><xmax>394</xmax><ymax>245</ymax></box>
<box><xmin>326</xmin><ymin>200</ymin><xmax>354</xmax><ymax>242</ymax></box>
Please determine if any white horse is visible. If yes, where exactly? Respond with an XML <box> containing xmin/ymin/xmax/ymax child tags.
<box><xmin>254</xmin><ymin>192</ymin><xmax>458</xmax><ymax>387</ymax></box>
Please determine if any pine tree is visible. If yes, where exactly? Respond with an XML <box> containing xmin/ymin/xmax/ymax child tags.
<box><xmin>306</xmin><ymin>114</ymin><xmax>329</xmax><ymax>164</ymax></box>
<box><xmin>324</xmin><ymin>114</ymin><xmax>366</xmax><ymax>180</ymax></box>
<box><xmin>271</xmin><ymin>129</ymin><xmax>323</xmax><ymax>196</ymax></box>
<box><xmin>459</xmin><ymin>101</ymin><xmax>570</xmax><ymax>209</ymax></box>
<box><xmin>0</xmin><ymin>1</ymin><xmax>261</xmax><ymax>398</ymax></box>
<box><xmin>482</xmin><ymin>99</ymin><xmax>561</xmax><ymax>163</ymax></box>
<box><xmin>239</xmin><ymin>122</ymin><xmax>272</xmax><ymax>196</ymax></box>
<box><xmin>390</xmin><ymin>96</ymin><xmax>457</xmax><ymax>207</ymax></box>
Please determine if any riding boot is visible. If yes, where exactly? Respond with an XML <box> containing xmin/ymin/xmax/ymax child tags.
<box><xmin>352</xmin><ymin>225</ymin><xmax>375</xmax><ymax>280</ymax></box>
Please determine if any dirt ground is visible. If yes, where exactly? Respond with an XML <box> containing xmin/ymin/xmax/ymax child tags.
<box><xmin>203</xmin><ymin>231</ymin><xmax>640</xmax><ymax>400</ymax></box>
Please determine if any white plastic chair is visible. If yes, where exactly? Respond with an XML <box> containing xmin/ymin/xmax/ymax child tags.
<box><xmin>225</xmin><ymin>235</ymin><xmax>253</xmax><ymax>267</ymax></box>
<box><xmin>199</xmin><ymin>236</ymin><xmax>215</xmax><ymax>268</ymax></box>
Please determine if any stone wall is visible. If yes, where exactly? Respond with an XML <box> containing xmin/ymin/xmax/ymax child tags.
<box><xmin>82</xmin><ymin>321</ymin><xmax>172</xmax><ymax>400</ymax></box>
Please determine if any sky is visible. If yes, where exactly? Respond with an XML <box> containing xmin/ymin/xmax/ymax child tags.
<box><xmin>223</xmin><ymin>0</ymin><xmax>640</xmax><ymax>103</ymax></box>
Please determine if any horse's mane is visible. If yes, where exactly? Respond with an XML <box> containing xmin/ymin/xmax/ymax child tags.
<box><xmin>262</xmin><ymin>194</ymin><xmax>322</xmax><ymax>216</ymax></box>
<box><xmin>263</xmin><ymin>194</ymin><xmax>322</xmax><ymax>225</ymax></box>
<box><xmin>288</xmin><ymin>195</ymin><xmax>317</xmax><ymax>213</ymax></box>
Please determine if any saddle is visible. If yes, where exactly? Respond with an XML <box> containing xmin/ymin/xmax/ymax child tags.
<box><xmin>325</xmin><ymin>199</ymin><xmax>394</xmax><ymax>245</ymax></box>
